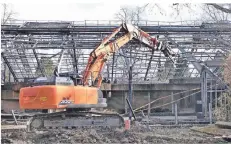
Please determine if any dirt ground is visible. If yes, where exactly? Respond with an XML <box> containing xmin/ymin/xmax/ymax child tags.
<box><xmin>1</xmin><ymin>124</ymin><xmax>228</xmax><ymax>144</ymax></box>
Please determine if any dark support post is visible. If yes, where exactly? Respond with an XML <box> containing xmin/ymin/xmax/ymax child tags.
<box><xmin>72</xmin><ymin>35</ymin><xmax>78</xmax><ymax>73</ymax></box>
<box><xmin>73</xmin><ymin>49</ymin><xmax>78</xmax><ymax>73</ymax></box>
<box><xmin>144</xmin><ymin>49</ymin><xmax>154</xmax><ymax>81</ymax></box>
<box><xmin>126</xmin><ymin>98</ymin><xmax>136</xmax><ymax>120</ymax></box>
<box><xmin>3</xmin><ymin>62</ymin><xmax>6</xmax><ymax>83</ymax></box>
<box><xmin>201</xmin><ymin>68</ymin><xmax>208</xmax><ymax>118</ymax></box>
<box><xmin>111</xmin><ymin>53</ymin><xmax>115</xmax><ymax>82</ymax></box>
<box><xmin>128</xmin><ymin>65</ymin><xmax>133</xmax><ymax>120</ymax></box>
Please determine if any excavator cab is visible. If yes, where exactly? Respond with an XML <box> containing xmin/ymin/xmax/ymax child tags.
<box><xmin>32</xmin><ymin>76</ymin><xmax>74</xmax><ymax>86</ymax></box>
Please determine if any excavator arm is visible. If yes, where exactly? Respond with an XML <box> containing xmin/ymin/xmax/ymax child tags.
<box><xmin>82</xmin><ymin>23</ymin><xmax>174</xmax><ymax>87</ymax></box>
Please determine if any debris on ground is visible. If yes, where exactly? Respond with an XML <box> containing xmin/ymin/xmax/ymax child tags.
<box><xmin>191</xmin><ymin>124</ymin><xmax>231</xmax><ymax>136</ymax></box>
<box><xmin>215</xmin><ymin>121</ymin><xmax>231</xmax><ymax>129</ymax></box>
<box><xmin>1</xmin><ymin>123</ymin><xmax>228</xmax><ymax>144</ymax></box>
<box><xmin>191</xmin><ymin>121</ymin><xmax>231</xmax><ymax>143</ymax></box>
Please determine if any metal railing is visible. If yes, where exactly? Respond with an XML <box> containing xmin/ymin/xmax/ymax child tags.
<box><xmin>3</xmin><ymin>19</ymin><xmax>231</xmax><ymax>27</ymax></box>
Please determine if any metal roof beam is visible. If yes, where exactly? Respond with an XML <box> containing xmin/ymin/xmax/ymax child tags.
<box><xmin>1</xmin><ymin>52</ymin><xmax>18</xmax><ymax>82</ymax></box>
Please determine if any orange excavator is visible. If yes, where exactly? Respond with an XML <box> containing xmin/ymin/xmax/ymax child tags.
<box><xmin>19</xmin><ymin>23</ymin><xmax>174</xmax><ymax>130</ymax></box>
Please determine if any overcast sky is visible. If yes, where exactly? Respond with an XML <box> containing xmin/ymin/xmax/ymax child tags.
<box><xmin>8</xmin><ymin>3</ymin><xmax>203</xmax><ymax>22</ymax></box>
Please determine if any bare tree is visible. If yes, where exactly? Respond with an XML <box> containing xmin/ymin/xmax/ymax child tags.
<box><xmin>201</xmin><ymin>4</ymin><xmax>230</xmax><ymax>22</ymax></box>
<box><xmin>1</xmin><ymin>3</ymin><xmax>16</xmax><ymax>24</ymax></box>
<box><xmin>1</xmin><ymin>4</ymin><xmax>15</xmax><ymax>83</ymax></box>
<box><xmin>171</xmin><ymin>3</ymin><xmax>231</xmax><ymax>20</ymax></box>
<box><xmin>1</xmin><ymin>4</ymin><xmax>17</xmax><ymax>83</ymax></box>
<box><xmin>115</xmin><ymin>4</ymin><xmax>149</xmax><ymax>25</ymax></box>
<box><xmin>171</xmin><ymin>3</ymin><xmax>194</xmax><ymax>16</ymax></box>
<box><xmin>115</xmin><ymin>7</ymin><xmax>131</xmax><ymax>23</ymax></box>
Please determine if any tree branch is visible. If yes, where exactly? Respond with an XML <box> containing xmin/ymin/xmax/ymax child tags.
<box><xmin>1</xmin><ymin>3</ymin><xmax>16</xmax><ymax>24</ymax></box>
<box><xmin>207</xmin><ymin>3</ymin><xmax>231</xmax><ymax>13</ymax></box>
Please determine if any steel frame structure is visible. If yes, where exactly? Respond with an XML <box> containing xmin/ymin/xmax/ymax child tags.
<box><xmin>1</xmin><ymin>20</ymin><xmax>231</xmax><ymax>84</ymax></box>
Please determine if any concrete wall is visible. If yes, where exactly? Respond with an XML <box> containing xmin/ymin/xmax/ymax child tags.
<box><xmin>107</xmin><ymin>90</ymin><xmax>197</xmax><ymax>113</ymax></box>
<box><xmin>1</xmin><ymin>90</ymin><xmax>19</xmax><ymax>100</ymax></box>
<box><xmin>106</xmin><ymin>79</ymin><xmax>200</xmax><ymax>113</ymax></box>
<box><xmin>1</xmin><ymin>79</ymin><xmax>200</xmax><ymax>114</ymax></box>
<box><xmin>1</xmin><ymin>90</ymin><xmax>22</xmax><ymax>113</ymax></box>
<box><xmin>1</xmin><ymin>100</ymin><xmax>21</xmax><ymax>113</ymax></box>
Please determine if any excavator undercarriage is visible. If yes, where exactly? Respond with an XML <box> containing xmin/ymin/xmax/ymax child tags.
<box><xmin>22</xmin><ymin>76</ymin><xmax>124</xmax><ymax>131</ymax></box>
<box><xmin>28</xmin><ymin>110</ymin><xmax>124</xmax><ymax>131</ymax></box>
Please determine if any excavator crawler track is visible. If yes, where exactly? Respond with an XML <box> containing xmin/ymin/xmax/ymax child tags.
<box><xmin>27</xmin><ymin>111</ymin><xmax>124</xmax><ymax>131</ymax></box>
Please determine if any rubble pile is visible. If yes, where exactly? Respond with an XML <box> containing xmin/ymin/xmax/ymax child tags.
<box><xmin>1</xmin><ymin>124</ymin><xmax>226</xmax><ymax>144</ymax></box>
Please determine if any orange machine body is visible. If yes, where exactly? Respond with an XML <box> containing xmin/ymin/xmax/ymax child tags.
<box><xmin>19</xmin><ymin>85</ymin><xmax>98</xmax><ymax>109</ymax></box>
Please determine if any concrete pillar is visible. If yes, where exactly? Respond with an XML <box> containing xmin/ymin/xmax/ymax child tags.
<box><xmin>209</xmin><ymin>103</ymin><xmax>212</xmax><ymax>124</ymax></box>
<box><xmin>175</xmin><ymin>103</ymin><xmax>178</xmax><ymax>125</ymax></box>
<box><xmin>225</xmin><ymin>95</ymin><xmax>228</xmax><ymax>121</ymax></box>
<box><xmin>171</xmin><ymin>92</ymin><xmax>174</xmax><ymax>114</ymax></box>
<box><xmin>148</xmin><ymin>92</ymin><xmax>150</xmax><ymax>119</ymax></box>
<box><xmin>215</xmin><ymin>83</ymin><xmax>218</xmax><ymax>110</ymax></box>
<box><xmin>125</xmin><ymin>92</ymin><xmax>128</xmax><ymax>114</ymax></box>
<box><xmin>210</xmin><ymin>80</ymin><xmax>213</xmax><ymax>108</ymax></box>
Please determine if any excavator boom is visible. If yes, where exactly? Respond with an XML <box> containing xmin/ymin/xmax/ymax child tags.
<box><xmin>83</xmin><ymin>23</ymin><xmax>174</xmax><ymax>87</ymax></box>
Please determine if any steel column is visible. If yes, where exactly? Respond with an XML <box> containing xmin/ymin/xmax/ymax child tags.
<box><xmin>128</xmin><ymin>65</ymin><xmax>133</xmax><ymax>120</ymax></box>
<box><xmin>111</xmin><ymin>53</ymin><xmax>115</xmax><ymax>82</ymax></box>
<box><xmin>201</xmin><ymin>68</ymin><xmax>207</xmax><ymax>117</ymax></box>
<box><xmin>144</xmin><ymin>48</ymin><xmax>154</xmax><ymax>81</ymax></box>
<box><xmin>72</xmin><ymin>35</ymin><xmax>78</xmax><ymax>73</ymax></box>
